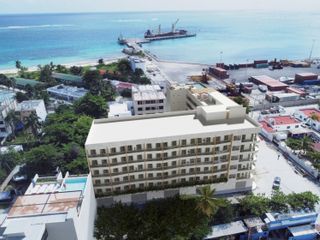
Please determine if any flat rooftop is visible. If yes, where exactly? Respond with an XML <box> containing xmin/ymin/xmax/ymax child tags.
<box><xmin>265</xmin><ymin>115</ymin><xmax>300</xmax><ymax>125</ymax></box>
<box><xmin>205</xmin><ymin>221</ymin><xmax>248</xmax><ymax>239</ymax></box>
<box><xmin>288</xmin><ymin>224</ymin><xmax>318</xmax><ymax>237</ymax></box>
<box><xmin>47</xmin><ymin>84</ymin><xmax>88</xmax><ymax>98</ymax></box>
<box><xmin>17</xmin><ymin>100</ymin><xmax>44</xmax><ymax>111</ymax></box>
<box><xmin>86</xmin><ymin>111</ymin><xmax>258</xmax><ymax>145</ymax></box>
<box><xmin>8</xmin><ymin>191</ymin><xmax>81</xmax><ymax>218</ymax></box>
<box><xmin>299</xmin><ymin>108</ymin><xmax>320</xmax><ymax>120</ymax></box>
<box><xmin>132</xmin><ymin>84</ymin><xmax>165</xmax><ymax>101</ymax></box>
<box><xmin>251</xmin><ymin>75</ymin><xmax>288</xmax><ymax>88</ymax></box>
<box><xmin>295</xmin><ymin>72</ymin><xmax>318</xmax><ymax>77</ymax></box>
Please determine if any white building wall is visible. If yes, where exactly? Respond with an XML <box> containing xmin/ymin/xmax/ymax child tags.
<box><xmin>35</xmin><ymin>100</ymin><xmax>48</xmax><ymax>122</ymax></box>
<box><xmin>74</xmin><ymin>174</ymin><xmax>97</xmax><ymax>240</ymax></box>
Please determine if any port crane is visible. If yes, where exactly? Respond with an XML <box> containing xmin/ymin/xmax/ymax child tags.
<box><xmin>171</xmin><ymin>19</ymin><xmax>179</xmax><ymax>32</ymax></box>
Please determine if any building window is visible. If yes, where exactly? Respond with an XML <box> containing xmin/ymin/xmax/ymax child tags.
<box><xmin>148</xmin><ymin>164</ymin><xmax>153</xmax><ymax>169</ymax></box>
<box><xmin>159</xmin><ymin>100</ymin><xmax>164</xmax><ymax>103</ymax></box>
<box><xmin>103</xmin><ymin>169</ymin><xmax>108</xmax><ymax>174</ymax></box>
<box><xmin>91</xmin><ymin>160</ymin><xmax>98</xmax><ymax>166</ymax></box>
<box><xmin>113</xmin><ymin>168</ymin><xmax>119</xmax><ymax>173</ymax></box>
<box><xmin>102</xmin><ymin>159</ymin><xmax>107</xmax><ymax>165</ymax></box>
<box><xmin>138</xmin><ymin>101</ymin><xmax>142</xmax><ymax>105</ymax></box>
<box><xmin>94</xmin><ymin>170</ymin><xmax>99</xmax><ymax>176</ymax></box>
<box><xmin>136</xmin><ymin>144</ymin><xmax>142</xmax><ymax>150</ymax></box>
<box><xmin>137</xmin><ymin>154</ymin><xmax>143</xmax><ymax>160</ymax></box>
<box><xmin>112</xmin><ymin>158</ymin><xmax>117</xmax><ymax>164</ymax></box>
<box><xmin>181</xmin><ymin>139</ymin><xmax>187</xmax><ymax>146</ymax></box>
<box><xmin>100</xmin><ymin>149</ymin><xmax>106</xmax><ymax>155</ymax></box>
<box><xmin>120</xmin><ymin>146</ymin><xmax>125</xmax><ymax>152</ymax></box>
<box><xmin>122</xmin><ymin>166</ymin><xmax>128</xmax><ymax>172</ymax></box>
<box><xmin>90</xmin><ymin>149</ymin><xmax>96</xmax><ymax>156</ymax></box>
<box><xmin>138</xmin><ymin>174</ymin><xmax>144</xmax><ymax>179</ymax></box>
<box><xmin>95</xmin><ymin>180</ymin><xmax>101</xmax><ymax>185</ymax></box>
<box><xmin>146</xmin><ymin>143</ymin><xmax>152</xmax><ymax>149</ymax></box>
<box><xmin>110</xmin><ymin>147</ymin><xmax>116</xmax><ymax>153</ymax></box>
<box><xmin>138</xmin><ymin>107</ymin><xmax>143</xmax><ymax>111</ymax></box>
<box><xmin>156</xmin><ymin>143</ymin><xmax>161</xmax><ymax>149</ymax></box>
<box><xmin>146</xmin><ymin>107</ymin><xmax>151</xmax><ymax>111</ymax></box>
<box><xmin>138</xmin><ymin>165</ymin><xmax>143</xmax><ymax>170</ymax></box>
<box><xmin>148</xmin><ymin>173</ymin><xmax>153</xmax><ymax>178</ymax></box>
<box><xmin>121</xmin><ymin>157</ymin><xmax>126</xmax><ymax>163</ymax></box>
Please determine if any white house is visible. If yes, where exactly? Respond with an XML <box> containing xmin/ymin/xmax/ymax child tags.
<box><xmin>263</xmin><ymin>115</ymin><xmax>301</xmax><ymax>132</ymax></box>
<box><xmin>16</xmin><ymin>99</ymin><xmax>47</xmax><ymax>122</ymax></box>
<box><xmin>129</xmin><ymin>57</ymin><xmax>146</xmax><ymax>73</ymax></box>
<box><xmin>295</xmin><ymin>108</ymin><xmax>320</xmax><ymax>131</ymax></box>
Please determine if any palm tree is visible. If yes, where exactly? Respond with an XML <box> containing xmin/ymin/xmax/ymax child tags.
<box><xmin>25</xmin><ymin>112</ymin><xmax>41</xmax><ymax>137</ymax></box>
<box><xmin>195</xmin><ymin>185</ymin><xmax>221</xmax><ymax>217</ymax></box>
<box><xmin>301</xmin><ymin>136</ymin><xmax>312</xmax><ymax>155</ymax></box>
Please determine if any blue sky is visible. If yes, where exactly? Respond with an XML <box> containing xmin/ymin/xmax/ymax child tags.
<box><xmin>0</xmin><ymin>0</ymin><xmax>319</xmax><ymax>14</ymax></box>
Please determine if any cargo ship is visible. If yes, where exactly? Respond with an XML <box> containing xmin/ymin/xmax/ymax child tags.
<box><xmin>144</xmin><ymin>19</ymin><xmax>196</xmax><ymax>41</ymax></box>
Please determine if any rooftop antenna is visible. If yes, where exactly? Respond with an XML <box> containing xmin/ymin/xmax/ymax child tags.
<box><xmin>308</xmin><ymin>39</ymin><xmax>316</xmax><ymax>62</ymax></box>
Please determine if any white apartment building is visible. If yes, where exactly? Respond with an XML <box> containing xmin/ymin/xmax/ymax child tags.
<box><xmin>16</xmin><ymin>99</ymin><xmax>47</xmax><ymax>122</ymax></box>
<box><xmin>0</xmin><ymin>172</ymin><xmax>96</xmax><ymax>240</ymax></box>
<box><xmin>132</xmin><ymin>85</ymin><xmax>166</xmax><ymax>115</ymax></box>
<box><xmin>129</xmin><ymin>56</ymin><xmax>146</xmax><ymax>73</ymax></box>
<box><xmin>85</xmin><ymin>87</ymin><xmax>260</xmax><ymax>204</ymax></box>
<box><xmin>0</xmin><ymin>91</ymin><xmax>17</xmax><ymax>139</ymax></box>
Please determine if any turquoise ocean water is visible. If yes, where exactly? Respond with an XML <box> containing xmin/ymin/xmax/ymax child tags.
<box><xmin>0</xmin><ymin>11</ymin><xmax>319</xmax><ymax>69</ymax></box>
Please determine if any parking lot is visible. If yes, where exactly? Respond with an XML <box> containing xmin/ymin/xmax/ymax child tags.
<box><xmin>253</xmin><ymin>139</ymin><xmax>320</xmax><ymax>197</ymax></box>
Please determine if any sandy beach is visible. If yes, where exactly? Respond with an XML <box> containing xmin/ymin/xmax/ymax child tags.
<box><xmin>0</xmin><ymin>57</ymin><xmax>122</xmax><ymax>75</ymax></box>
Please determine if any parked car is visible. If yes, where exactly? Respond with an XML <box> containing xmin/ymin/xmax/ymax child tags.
<box><xmin>272</xmin><ymin>177</ymin><xmax>281</xmax><ymax>190</ymax></box>
<box><xmin>258</xmin><ymin>85</ymin><xmax>268</xmax><ymax>92</ymax></box>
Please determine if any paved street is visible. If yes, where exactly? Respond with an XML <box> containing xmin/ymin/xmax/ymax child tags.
<box><xmin>253</xmin><ymin>139</ymin><xmax>320</xmax><ymax>197</ymax></box>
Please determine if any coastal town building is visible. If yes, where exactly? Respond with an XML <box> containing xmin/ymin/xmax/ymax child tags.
<box><xmin>132</xmin><ymin>85</ymin><xmax>166</xmax><ymax>115</ymax></box>
<box><xmin>249</xmin><ymin>75</ymin><xmax>288</xmax><ymax>91</ymax></box>
<box><xmin>129</xmin><ymin>56</ymin><xmax>146</xmax><ymax>73</ymax></box>
<box><xmin>16</xmin><ymin>99</ymin><xmax>47</xmax><ymax>122</ymax></box>
<box><xmin>108</xmin><ymin>101</ymin><xmax>132</xmax><ymax>118</ymax></box>
<box><xmin>0</xmin><ymin>172</ymin><xmax>96</xmax><ymax>240</ymax></box>
<box><xmin>294</xmin><ymin>108</ymin><xmax>320</xmax><ymax>131</ymax></box>
<box><xmin>47</xmin><ymin>84</ymin><xmax>88</xmax><ymax>102</ymax></box>
<box><xmin>85</xmin><ymin>88</ymin><xmax>260</xmax><ymax>202</ymax></box>
<box><xmin>0</xmin><ymin>90</ymin><xmax>17</xmax><ymax>139</ymax></box>
<box><xmin>52</xmin><ymin>72</ymin><xmax>83</xmax><ymax>86</ymax></box>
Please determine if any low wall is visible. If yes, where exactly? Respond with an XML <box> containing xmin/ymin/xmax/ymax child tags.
<box><xmin>253</xmin><ymin>99</ymin><xmax>319</xmax><ymax>111</ymax></box>
<box><xmin>278</xmin><ymin>143</ymin><xmax>319</xmax><ymax>179</ymax></box>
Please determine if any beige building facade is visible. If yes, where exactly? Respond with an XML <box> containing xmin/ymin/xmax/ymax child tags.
<box><xmin>85</xmin><ymin>85</ymin><xmax>260</xmax><ymax>202</ymax></box>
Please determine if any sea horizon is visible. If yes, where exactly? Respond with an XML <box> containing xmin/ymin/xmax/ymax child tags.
<box><xmin>0</xmin><ymin>10</ymin><xmax>319</xmax><ymax>70</ymax></box>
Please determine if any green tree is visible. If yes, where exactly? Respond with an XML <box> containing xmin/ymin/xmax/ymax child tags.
<box><xmin>16</xmin><ymin>92</ymin><xmax>29</xmax><ymax>103</ymax></box>
<box><xmin>195</xmin><ymin>185</ymin><xmax>221</xmax><ymax>217</ymax></box>
<box><xmin>95</xmin><ymin>204</ymin><xmax>142</xmax><ymax>240</ymax></box>
<box><xmin>55</xmin><ymin>64</ymin><xmax>68</xmax><ymax>74</ymax></box>
<box><xmin>269</xmin><ymin>191</ymin><xmax>289</xmax><ymax>213</ymax></box>
<box><xmin>300</xmin><ymin>136</ymin><xmax>312</xmax><ymax>154</ymax></box>
<box><xmin>83</xmin><ymin>70</ymin><xmax>103</xmax><ymax>94</ymax></box>
<box><xmin>23</xmin><ymin>144</ymin><xmax>63</xmax><ymax>177</ymax></box>
<box><xmin>15</xmin><ymin>60</ymin><xmax>22</xmax><ymax>70</ymax></box>
<box><xmin>310</xmin><ymin>113</ymin><xmax>319</xmax><ymax>121</ymax></box>
<box><xmin>70</xmin><ymin>66</ymin><xmax>83</xmax><ymax>75</ymax></box>
<box><xmin>0</xmin><ymin>150</ymin><xmax>21</xmax><ymax>173</ymax></box>
<box><xmin>120</xmin><ymin>88</ymin><xmax>132</xmax><ymax>98</ymax></box>
<box><xmin>98</xmin><ymin>58</ymin><xmax>104</xmax><ymax>65</ymax></box>
<box><xmin>39</xmin><ymin>64</ymin><xmax>55</xmax><ymax>85</ymax></box>
<box><xmin>74</xmin><ymin>94</ymin><xmax>107</xmax><ymax>118</ymax></box>
<box><xmin>25</xmin><ymin>112</ymin><xmax>41</xmax><ymax>137</ymax></box>
<box><xmin>117</xmin><ymin>59</ymin><xmax>131</xmax><ymax>75</ymax></box>
<box><xmin>238</xmin><ymin>194</ymin><xmax>269</xmax><ymax>216</ymax></box>
<box><xmin>287</xmin><ymin>191</ymin><xmax>319</xmax><ymax>211</ymax></box>
<box><xmin>5</xmin><ymin>110</ymin><xmax>20</xmax><ymax>138</ymax></box>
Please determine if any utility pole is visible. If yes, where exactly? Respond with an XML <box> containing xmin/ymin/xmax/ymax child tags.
<box><xmin>309</xmin><ymin>39</ymin><xmax>316</xmax><ymax>62</ymax></box>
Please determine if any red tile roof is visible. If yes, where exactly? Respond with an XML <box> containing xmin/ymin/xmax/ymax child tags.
<box><xmin>265</xmin><ymin>116</ymin><xmax>300</xmax><ymax>125</ymax></box>
<box><xmin>300</xmin><ymin>108</ymin><xmax>320</xmax><ymax>121</ymax></box>
<box><xmin>259</xmin><ymin>121</ymin><xmax>275</xmax><ymax>133</ymax></box>
<box><xmin>313</xmin><ymin>143</ymin><xmax>320</xmax><ymax>152</ymax></box>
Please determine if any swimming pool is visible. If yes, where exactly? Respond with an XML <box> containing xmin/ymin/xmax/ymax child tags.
<box><xmin>61</xmin><ymin>177</ymin><xmax>87</xmax><ymax>192</ymax></box>
<box><xmin>193</xmin><ymin>83</ymin><xmax>206</xmax><ymax>89</ymax></box>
